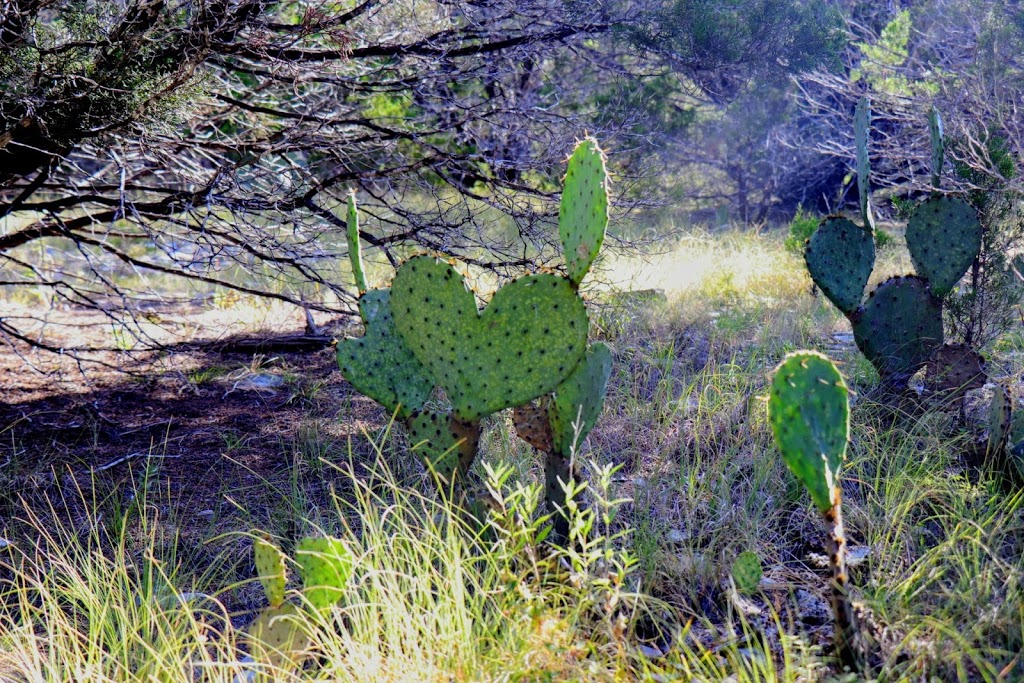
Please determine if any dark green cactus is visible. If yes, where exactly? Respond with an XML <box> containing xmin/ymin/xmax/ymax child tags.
<box><xmin>929</xmin><ymin>106</ymin><xmax>944</xmax><ymax>190</ymax></box>
<box><xmin>391</xmin><ymin>256</ymin><xmax>589</xmax><ymax>422</ymax></box>
<box><xmin>906</xmin><ymin>196</ymin><xmax>982</xmax><ymax>297</ymax></box>
<box><xmin>335</xmin><ymin>289</ymin><xmax>434</xmax><ymax>419</ymax></box>
<box><xmin>852</xmin><ymin>276</ymin><xmax>943</xmax><ymax>383</ymax></box>
<box><xmin>768</xmin><ymin>351</ymin><xmax>860</xmax><ymax>670</ymax></box>
<box><xmin>802</xmin><ymin>108</ymin><xmax>983</xmax><ymax>390</ymax></box>
<box><xmin>347</xmin><ymin>190</ymin><xmax>368</xmax><ymax>299</ymax></box>
<box><xmin>804</xmin><ymin>216</ymin><xmax>874</xmax><ymax>316</ymax></box>
<box><xmin>854</xmin><ymin>96</ymin><xmax>874</xmax><ymax>232</ymax></box>
<box><xmin>559</xmin><ymin>137</ymin><xmax>609</xmax><ymax>286</ymax></box>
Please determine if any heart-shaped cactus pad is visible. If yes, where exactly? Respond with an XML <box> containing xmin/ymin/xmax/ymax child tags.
<box><xmin>391</xmin><ymin>256</ymin><xmax>589</xmax><ymax>421</ymax></box>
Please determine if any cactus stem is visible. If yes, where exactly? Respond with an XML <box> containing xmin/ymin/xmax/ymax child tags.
<box><xmin>824</xmin><ymin>495</ymin><xmax>861</xmax><ymax>671</ymax></box>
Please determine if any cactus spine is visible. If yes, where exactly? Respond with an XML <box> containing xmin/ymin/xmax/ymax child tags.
<box><xmin>768</xmin><ymin>351</ymin><xmax>860</xmax><ymax>671</ymax></box>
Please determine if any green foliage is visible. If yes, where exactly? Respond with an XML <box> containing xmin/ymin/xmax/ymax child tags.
<box><xmin>559</xmin><ymin>137</ymin><xmax>609</xmax><ymax>285</ymax></box>
<box><xmin>851</xmin><ymin>10</ymin><xmax>941</xmax><ymax>97</ymax></box>
<box><xmin>852</xmin><ymin>276</ymin><xmax>944</xmax><ymax>383</ymax></box>
<box><xmin>768</xmin><ymin>351</ymin><xmax>849</xmax><ymax>513</ymax></box>
<box><xmin>804</xmin><ymin>216</ymin><xmax>874</xmax><ymax>315</ymax></box>
<box><xmin>783</xmin><ymin>205</ymin><xmax>819</xmax><ymax>254</ymax></box>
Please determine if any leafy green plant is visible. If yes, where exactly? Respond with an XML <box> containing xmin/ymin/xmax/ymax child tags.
<box><xmin>336</xmin><ymin>138</ymin><xmax>613</xmax><ymax>521</ymax></box>
<box><xmin>768</xmin><ymin>351</ymin><xmax>861</xmax><ymax>671</ymax></box>
<box><xmin>783</xmin><ymin>205</ymin><xmax>820</xmax><ymax>254</ymax></box>
<box><xmin>803</xmin><ymin>102</ymin><xmax>985</xmax><ymax>388</ymax></box>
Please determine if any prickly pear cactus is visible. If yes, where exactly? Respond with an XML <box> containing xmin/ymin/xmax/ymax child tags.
<box><xmin>852</xmin><ymin>276</ymin><xmax>943</xmax><ymax>383</ymax></box>
<box><xmin>732</xmin><ymin>551</ymin><xmax>763</xmax><ymax>595</ymax></box>
<box><xmin>254</xmin><ymin>536</ymin><xmax>288</xmax><ymax>608</ymax></box>
<box><xmin>804</xmin><ymin>216</ymin><xmax>874</xmax><ymax>316</ymax></box>
<box><xmin>406</xmin><ymin>409</ymin><xmax>481</xmax><ymax>484</ymax></box>
<box><xmin>295</xmin><ymin>536</ymin><xmax>354</xmax><ymax>611</ymax></box>
<box><xmin>768</xmin><ymin>351</ymin><xmax>849</xmax><ymax>513</ymax></box>
<box><xmin>391</xmin><ymin>256</ymin><xmax>588</xmax><ymax>421</ymax></box>
<box><xmin>906</xmin><ymin>196</ymin><xmax>982</xmax><ymax>297</ymax></box>
<box><xmin>336</xmin><ymin>289</ymin><xmax>434</xmax><ymax>419</ymax></box>
<box><xmin>1006</xmin><ymin>412</ymin><xmax>1024</xmax><ymax>478</ymax></box>
<box><xmin>854</xmin><ymin>96</ymin><xmax>874</xmax><ymax>232</ymax></box>
<box><xmin>347</xmin><ymin>190</ymin><xmax>368</xmax><ymax>297</ymax></box>
<box><xmin>559</xmin><ymin>137</ymin><xmax>609</xmax><ymax>286</ymax></box>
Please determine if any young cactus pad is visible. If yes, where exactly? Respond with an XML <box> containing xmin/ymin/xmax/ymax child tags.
<box><xmin>851</xmin><ymin>276</ymin><xmax>943</xmax><ymax>382</ymax></box>
<box><xmin>347</xmin><ymin>191</ymin><xmax>368</xmax><ymax>297</ymax></box>
<box><xmin>929</xmin><ymin>106</ymin><xmax>944</xmax><ymax>189</ymax></box>
<box><xmin>336</xmin><ymin>289</ymin><xmax>434</xmax><ymax>419</ymax></box>
<box><xmin>548</xmin><ymin>342</ymin><xmax>613</xmax><ymax>456</ymax></box>
<box><xmin>768</xmin><ymin>351</ymin><xmax>849</xmax><ymax>513</ymax></box>
<box><xmin>559</xmin><ymin>137</ymin><xmax>609</xmax><ymax>286</ymax></box>
<box><xmin>854</xmin><ymin>96</ymin><xmax>874</xmax><ymax>232</ymax></box>
<box><xmin>254</xmin><ymin>536</ymin><xmax>288</xmax><ymax>608</ymax></box>
<box><xmin>804</xmin><ymin>216</ymin><xmax>874</xmax><ymax>316</ymax></box>
<box><xmin>905</xmin><ymin>196</ymin><xmax>982</xmax><ymax>297</ymax></box>
<box><xmin>988</xmin><ymin>383</ymin><xmax>1013</xmax><ymax>458</ymax></box>
<box><xmin>295</xmin><ymin>536</ymin><xmax>354</xmax><ymax>611</ymax></box>
<box><xmin>391</xmin><ymin>256</ymin><xmax>589</xmax><ymax>421</ymax></box>
<box><xmin>245</xmin><ymin>602</ymin><xmax>311</xmax><ymax>676</ymax></box>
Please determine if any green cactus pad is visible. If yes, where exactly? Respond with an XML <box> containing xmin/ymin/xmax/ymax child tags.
<box><xmin>347</xmin><ymin>191</ymin><xmax>368</xmax><ymax>297</ymax></box>
<box><xmin>804</xmin><ymin>216</ymin><xmax>874</xmax><ymax>316</ymax></box>
<box><xmin>253</xmin><ymin>536</ymin><xmax>287</xmax><ymax>608</ymax></box>
<box><xmin>988</xmin><ymin>383</ymin><xmax>1013</xmax><ymax>458</ymax></box>
<box><xmin>559</xmin><ymin>137</ymin><xmax>609</xmax><ymax>286</ymax></box>
<box><xmin>406</xmin><ymin>409</ymin><xmax>481</xmax><ymax>483</ymax></box>
<box><xmin>768</xmin><ymin>351</ymin><xmax>849</xmax><ymax>513</ymax></box>
<box><xmin>512</xmin><ymin>401</ymin><xmax>554</xmax><ymax>453</ymax></box>
<box><xmin>245</xmin><ymin>602</ymin><xmax>310</xmax><ymax>674</ymax></box>
<box><xmin>295</xmin><ymin>536</ymin><xmax>354</xmax><ymax>611</ymax></box>
<box><xmin>732</xmin><ymin>551</ymin><xmax>763</xmax><ymax>595</ymax></box>
<box><xmin>336</xmin><ymin>289</ymin><xmax>434</xmax><ymax>419</ymax></box>
<box><xmin>855</xmin><ymin>96</ymin><xmax>874</xmax><ymax>231</ymax></box>
<box><xmin>548</xmin><ymin>342</ymin><xmax>613</xmax><ymax>456</ymax></box>
<box><xmin>852</xmin><ymin>276</ymin><xmax>943</xmax><ymax>382</ymax></box>
<box><xmin>391</xmin><ymin>256</ymin><xmax>589</xmax><ymax>421</ymax></box>
<box><xmin>906</xmin><ymin>196</ymin><xmax>982</xmax><ymax>297</ymax></box>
